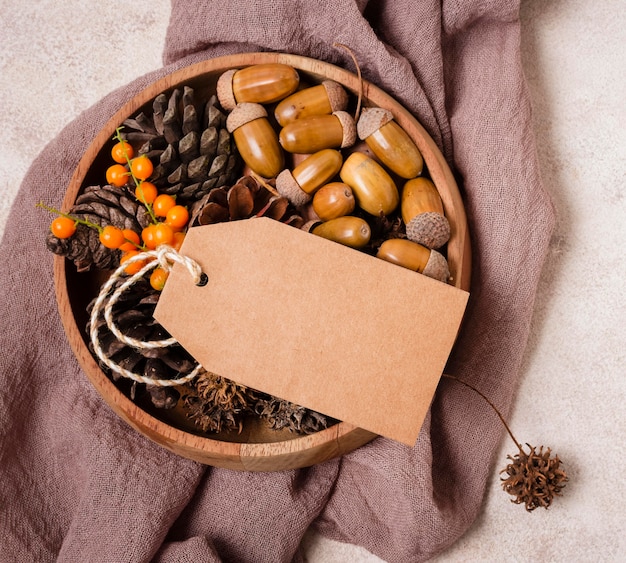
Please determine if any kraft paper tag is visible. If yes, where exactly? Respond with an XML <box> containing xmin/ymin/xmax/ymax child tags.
<box><xmin>154</xmin><ymin>218</ymin><xmax>469</xmax><ymax>446</ymax></box>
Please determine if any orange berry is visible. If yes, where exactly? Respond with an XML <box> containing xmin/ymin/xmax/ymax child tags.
<box><xmin>130</xmin><ymin>155</ymin><xmax>154</xmax><ymax>181</ymax></box>
<box><xmin>153</xmin><ymin>222</ymin><xmax>175</xmax><ymax>247</ymax></box>
<box><xmin>153</xmin><ymin>194</ymin><xmax>176</xmax><ymax>217</ymax></box>
<box><xmin>106</xmin><ymin>164</ymin><xmax>129</xmax><ymax>187</ymax></box>
<box><xmin>111</xmin><ymin>140</ymin><xmax>134</xmax><ymax>164</ymax></box>
<box><xmin>99</xmin><ymin>225</ymin><xmax>126</xmax><ymax>249</ymax></box>
<box><xmin>50</xmin><ymin>216</ymin><xmax>76</xmax><ymax>239</ymax></box>
<box><xmin>171</xmin><ymin>231</ymin><xmax>186</xmax><ymax>251</ymax></box>
<box><xmin>135</xmin><ymin>181</ymin><xmax>158</xmax><ymax>205</ymax></box>
<box><xmin>119</xmin><ymin>229</ymin><xmax>141</xmax><ymax>251</ymax></box>
<box><xmin>141</xmin><ymin>224</ymin><xmax>158</xmax><ymax>250</ymax></box>
<box><xmin>120</xmin><ymin>250</ymin><xmax>147</xmax><ymax>275</ymax></box>
<box><xmin>149</xmin><ymin>267</ymin><xmax>169</xmax><ymax>291</ymax></box>
<box><xmin>165</xmin><ymin>205</ymin><xmax>189</xmax><ymax>230</ymax></box>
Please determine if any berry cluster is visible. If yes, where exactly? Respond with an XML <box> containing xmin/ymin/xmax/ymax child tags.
<box><xmin>44</xmin><ymin>128</ymin><xmax>191</xmax><ymax>291</ymax></box>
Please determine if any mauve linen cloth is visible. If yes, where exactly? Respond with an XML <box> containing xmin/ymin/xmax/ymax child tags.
<box><xmin>0</xmin><ymin>1</ymin><xmax>555</xmax><ymax>561</ymax></box>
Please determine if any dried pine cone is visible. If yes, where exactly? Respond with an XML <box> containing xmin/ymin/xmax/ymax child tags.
<box><xmin>87</xmin><ymin>276</ymin><xmax>197</xmax><ymax>409</ymax></box>
<box><xmin>500</xmin><ymin>444</ymin><xmax>568</xmax><ymax>511</ymax></box>
<box><xmin>182</xmin><ymin>370</ymin><xmax>257</xmax><ymax>434</ymax></box>
<box><xmin>190</xmin><ymin>175</ymin><xmax>305</xmax><ymax>228</ymax></box>
<box><xmin>123</xmin><ymin>88</ymin><xmax>241</xmax><ymax>204</ymax></box>
<box><xmin>254</xmin><ymin>394</ymin><xmax>333</xmax><ymax>434</ymax></box>
<box><xmin>46</xmin><ymin>185</ymin><xmax>150</xmax><ymax>272</ymax></box>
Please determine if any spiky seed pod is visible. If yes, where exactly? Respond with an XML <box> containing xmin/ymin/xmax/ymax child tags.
<box><xmin>253</xmin><ymin>394</ymin><xmax>333</xmax><ymax>434</ymax></box>
<box><xmin>182</xmin><ymin>370</ymin><xmax>257</xmax><ymax>434</ymax></box>
<box><xmin>122</xmin><ymin>88</ymin><xmax>242</xmax><ymax>205</ymax></box>
<box><xmin>46</xmin><ymin>185</ymin><xmax>151</xmax><ymax>272</ymax></box>
<box><xmin>501</xmin><ymin>444</ymin><xmax>568</xmax><ymax>511</ymax></box>
<box><xmin>86</xmin><ymin>277</ymin><xmax>196</xmax><ymax>410</ymax></box>
<box><xmin>189</xmin><ymin>175</ymin><xmax>305</xmax><ymax>228</ymax></box>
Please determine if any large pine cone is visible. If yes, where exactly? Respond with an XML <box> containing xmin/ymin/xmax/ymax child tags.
<box><xmin>86</xmin><ymin>276</ymin><xmax>197</xmax><ymax>410</ymax></box>
<box><xmin>190</xmin><ymin>175</ymin><xmax>305</xmax><ymax>228</ymax></box>
<box><xmin>46</xmin><ymin>185</ymin><xmax>151</xmax><ymax>272</ymax></box>
<box><xmin>123</xmin><ymin>88</ymin><xmax>241</xmax><ymax>205</ymax></box>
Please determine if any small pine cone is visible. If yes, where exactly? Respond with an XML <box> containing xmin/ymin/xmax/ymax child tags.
<box><xmin>190</xmin><ymin>175</ymin><xmax>305</xmax><ymax>228</ymax></box>
<box><xmin>86</xmin><ymin>277</ymin><xmax>197</xmax><ymax>410</ymax></box>
<box><xmin>123</xmin><ymin>88</ymin><xmax>242</xmax><ymax>205</ymax></box>
<box><xmin>182</xmin><ymin>370</ymin><xmax>257</xmax><ymax>434</ymax></box>
<box><xmin>46</xmin><ymin>185</ymin><xmax>151</xmax><ymax>272</ymax></box>
<box><xmin>253</xmin><ymin>393</ymin><xmax>334</xmax><ymax>435</ymax></box>
<box><xmin>500</xmin><ymin>444</ymin><xmax>568</xmax><ymax>511</ymax></box>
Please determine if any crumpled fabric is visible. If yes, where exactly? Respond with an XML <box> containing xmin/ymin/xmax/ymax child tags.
<box><xmin>0</xmin><ymin>1</ymin><xmax>554</xmax><ymax>561</ymax></box>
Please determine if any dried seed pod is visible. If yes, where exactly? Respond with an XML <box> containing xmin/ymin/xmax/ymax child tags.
<box><xmin>312</xmin><ymin>182</ymin><xmax>355</xmax><ymax>221</ymax></box>
<box><xmin>278</xmin><ymin>111</ymin><xmax>356</xmax><ymax>154</ymax></box>
<box><xmin>376</xmin><ymin>238</ymin><xmax>449</xmax><ymax>283</ymax></box>
<box><xmin>306</xmin><ymin>216</ymin><xmax>371</xmax><ymax>249</ymax></box>
<box><xmin>274</xmin><ymin>80</ymin><xmax>349</xmax><ymax>126</ymax></box>
<box><xmin>226</xmin><ymin>103</ymin><xmax>284</xmax><ymax>179</ymax></box>
<box><xmin>401</xmin><ymin>177</ymin><xmax>450</xmax><ymax>249</ymax></box>
<box><xmin>276</xmin><ymin>149</ymin><xmax>343</xmax><ymax>206</ymax></box>
<box><xmin>357</xmin><ymin>107</ymin><xmax>424</xmax><ymax>179</ymax></box>
<box><xmin>217</xmin><ymin>63</ymin><xmax>299</xmax><ymax>111</ymax></box>
<box><xmin>339</xmin><ymin>152</ymin><xmax>399</xmax><ymax>216</ymax></box>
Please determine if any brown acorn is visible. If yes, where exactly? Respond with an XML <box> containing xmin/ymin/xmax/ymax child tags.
<box><xmin>217</xmin><ymin>63</ymin><xmax>299</xmax><ymax>111</ymax></box>
<box><xmin>279</xmin><ymin>111</ymin><xmax>356</xmax><ymax>154</ymax></box>
<box><xmin>339</xmin><ymin>152</ymin><xmax>399</xmax><ymax>216</ymax></box>
<box><xmin>357</xmin><ymin>107</ymin><xmax>424</xmax><ymax>179</ymax></box>
<box><xmin>376</xmin><ymin>238</ymin><xmax>450</xmax><ymax>282</ymax></box>
<box><xmin>305</xmin><ymin>216</ymin><xmax>371</xmax><ymax>249</ymax></box>
<box><xmin>401</xmin><ymin>177</ymin><xmax>450</xmax><ymax>249</ymax></box>
<box><xmin>312</xmin><ymin>182</ymin><xmax>355</xmax><ymax>221</ymax></box>
<box><xmin>274</xmin><ymin>80</ymin><xmax>349</xmax><ymax>126</ymax></box>
<box><xmin>275</xmin><ymin>149</ymin><xmax>343</xmax><ymax>207</ymax></box>
<box><xmin>226</xmin><ymin>103</ymin><xmax>284</xmax><ymax>179</ymax></box>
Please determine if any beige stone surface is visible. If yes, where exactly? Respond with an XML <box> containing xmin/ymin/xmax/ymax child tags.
<box><xmin>1</xmin><ymin>1</ymin><xmax>624</xmax><ymax>561</ymax></box>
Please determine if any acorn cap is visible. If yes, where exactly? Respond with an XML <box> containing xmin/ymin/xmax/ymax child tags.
<box><xmin>357</xmin><ymin>107</ymin><xmax>394</xmax><ymax>140</ymax></box>
<box><xmin>423</xmin><ymin>249</ymin><xmax>450</xmax><ymax>283</ymax></box>
<box><xmin>217</xmin><ymin>69</ymin><xmax>238</xmax><ymax>111</ymax></box>
<box><xmin>226</xmin><ymin>102</ymin><xmax>268</xmax><ymax>133</ymax></box>
<box><xmin>322</xmin><ymin>80</ymin><xmax>349</xmax><ymax>113</ymax></box>
<box><xmin>405</xmin><ymin>212</ymin><xmax>451</xmax><ymax>249</ymax></box>
<box><xmin>333</xmin><ymin>111</ymin><xmax>357</xmax><ymax>148</ymax></box>
<box><xmin>276</xmin><ymin>169</ymin><xmax>311</xmax><ymax>207</ymax></box>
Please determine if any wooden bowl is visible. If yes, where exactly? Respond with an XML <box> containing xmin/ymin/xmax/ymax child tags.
<box><xmin>54</xmin><ymin>52</ymin><xmax>471</xmax><ymax>471</ymax></box>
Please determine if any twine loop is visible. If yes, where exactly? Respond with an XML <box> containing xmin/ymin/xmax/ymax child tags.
<box><xmin>89</xmin><ymin>244</ymin><xmax>205</xmax><ymax>387</ymax></box>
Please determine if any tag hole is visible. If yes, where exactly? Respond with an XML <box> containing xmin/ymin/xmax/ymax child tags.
<box><xmin>196</xmin><ymin>272</ymin><xmax>209</xmax><ymax>287</ymax></box>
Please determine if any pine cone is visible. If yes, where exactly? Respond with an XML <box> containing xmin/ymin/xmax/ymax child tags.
<box><xmin>86</xmin><ymin>276</ymin><xmax>197</xmax><ymax>410</ymax></box>
<box><xmin>254</xmin><ymin>393</ymin><xmax>334</xmax><ymax>435</ymax></box>
<box><xmin>46</xmin><ymin>185</ymin><xmax>151</xmax><ymax>272</ymax></box>
<box><xmin>190</xmin><ymin>175</ymin><xmax>305</xmax><ymax>228</ymax></box>
<box><xmin>123</xmin><ymin>88</ymin><xmax>242</xmax><ymax>205</ymax></box>
<box><xmin>182</xmin><ymin>370</ymin><xmax>257</xmax><ymax>434</ymax></box>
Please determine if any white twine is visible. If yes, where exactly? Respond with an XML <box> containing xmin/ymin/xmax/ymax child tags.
<box><xmin>89</xmin><ymin>244</ymin><xmax>205</xmax><ymax>387</ymax></box>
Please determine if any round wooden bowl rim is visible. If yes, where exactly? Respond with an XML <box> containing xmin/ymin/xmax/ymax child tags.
<box><xmin>54</xmin><ymin>52</ymin><xmax>470</xmax><ymax>471</ymax></box>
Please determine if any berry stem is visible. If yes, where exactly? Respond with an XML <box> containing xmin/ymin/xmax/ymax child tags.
<box><xmin>37</xmin><ymin>201</ymin><xmax>103</xmax><ymax>233</ymax></box>
<box><xmin>442</xmin><ymin>373</ymin><xmax>524</xmax><ymax>453</ymax></box>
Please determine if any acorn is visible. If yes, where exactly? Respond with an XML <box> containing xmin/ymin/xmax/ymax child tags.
<box><xmin>304</xmin><ymin>216</ymin><xmax>371</xmax><ymax>249</ymax></box>
<box><xmin>312</xmin><ymin>182</ymin><xmax>355</xmax><ymax>221</ymax></box>
<box><xmin>217</xmin><ymin>63</ymin><xmax>299</xmax><ymax>111</ymax></box>
<box><xmin>357</xmin><ymin>107</ymin><xmax>423</xmax><ymax>179</ymax></box>
<box><xmin>274</xmin><ymin>80</ymin><xmax>349</xmax><ymax>126</ymax></box>
<box><xmin>339</xmin><ymin>152</ymin><xmax>399</xmax><ymax>216</ymax></box>
<box><xmin>376</xmin><ymin>238</ymin><xmax>450</xmax><ymax>283</ymax></box>
<box><xmin>401</xmin><ymin>177</ymin><xmax>450</xmax><ymax>249</ymax></box>
<box><xmin>276</xmin><ymin>149</ymin><xmax>343</xmax><ymax>207</ymax></box>
<box><xmin>226</xmin><ymin>103</ymin><xmax>284</xmax><ymax>179</ymax></box>
<box><xmin>278</xmin><ymin>111</ymin><xmax>356</xmax><ymax>154</ymax></box>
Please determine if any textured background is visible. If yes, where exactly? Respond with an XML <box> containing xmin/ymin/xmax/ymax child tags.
<box><xmin>1</xmin><ymin>1</ymin><xmax>624</xmax><ymax>561</ymax></box>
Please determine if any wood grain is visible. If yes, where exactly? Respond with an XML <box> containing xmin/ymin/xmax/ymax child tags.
<box><xmin>54</xmin><ymin>52</ymin><xmax>470</xmax><ymax>470</ymax></box>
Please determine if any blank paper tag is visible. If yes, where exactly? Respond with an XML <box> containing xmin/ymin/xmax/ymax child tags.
<box><xmin>154</xmin><ymin>218</ymin><xmax>468</xmax><ymax>446</ymax></box>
